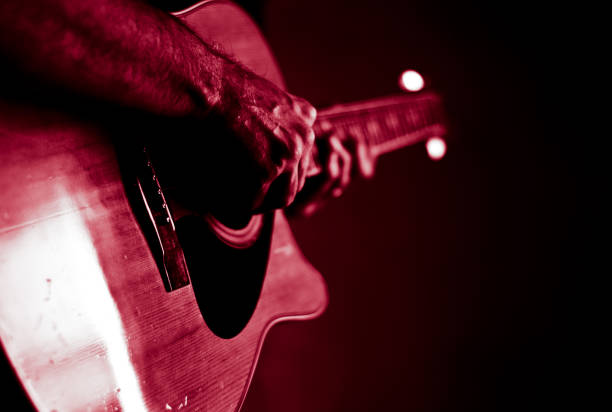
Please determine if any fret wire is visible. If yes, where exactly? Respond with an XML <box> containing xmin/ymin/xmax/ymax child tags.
<box><xmin>421</xmin><ymin>104</ymin><xmax>431</xmax><ymax>125</ymax></box>
<box><xmin>335</xmin><ymin>119</ymin><xmax>348</xmax><ymax>140</ymax></box>
<box><xmin>359</xmin><ymin>119</ymin><xmax>371</xmax><ymax>145</ymax></box>
<box><xmin>351</xmin><ymin>116</ymin><xmax>368</xmax><ymax>146</ymax></box>
<box><xmin>420</xmin><ymin>105</ymin><xmax>429</xmax><ymax>127</ymax></box>
<box><xmin>386</xmin><ymin>108</ymin><xmax>400</xmax><ymax>139</ymax></box>
<box><xmin>348</xmin><ymin>122</ymin><xmax>363</xmax><ymax>144</ymax></box>
<box><xmin>405</xmin><ymin>104</ymin><xmax>415</xmax><ymax>131</ymax></box>
<box><xmin>426</xmin><ymin>104</ymin><xmax>434</xmax><ymax>125</ymax></box>
<box><xmin>385</xmin><ymin>110</ymin><xmax>400</xmax><ymax>140</ymax></box>
<box><xmin>428</xmin><ymin>101</ymin><xmax>439</xmax><ymax>125</ymax></box>
<box><xmin>417</xmin><ymin>104</ymin><xmax>427</xmax><ymax>127</ymax></box>
<box><xmin>361</xmin><ymin>110</ymin><xmax>377</xmax><ymax>145</ymax></box>
<box><xmin>414</xmin><ymin>104</ymin><xmax>425</xmax><ymax>128</ymax></box>
<box><xmin>373</xmin><ymin>113</ymin><xmax>384</xmax><ymax>144</ymax></box>
<box><xmin>318</xmin><ymin>95</ymin><xmax>442</xmax><ymax>151</ymax></box>
<box><xmin>390</xmin><ymin>109</ymin><xmax>403</xmax><ymax>143</ymax></box>
<box><xmin>347</xmin><ymin>115</ymin><xmax>368</xmax><ymax>145</ymax></box>
<box><xmin>394</xmin><ymin>105</ymin><xmax>406</xmax><ymax>132</ymax></box>
<box><xmin>411</xmin><ymin>104</ymin><xmax>421</xmax><ymax>129</ymax></box>
<box><xmin>398</xmin><ymin>104</ymin><xmax>413</xmax><ymax>134</ymax></box>
<box><xmin>371</xmin><ymin>112</ymin><xmax>382</xmax><ymax>145</ymax></box>
<box><xmin>378</xmin><ymin>109</ymin><xmax>393</xmax><ymax>144</ymax></box>
<box><xmin>364</xmin><ymin>115</ymin><xmax>377</xmax><ymax>145</ymax></box>
<box><xmin>333</xmin><ymin>117</ymin><xmax>348</xmax><ymax>139</ymax></box>
<box><xmin>416</xmin><ymin>104</ymin><xmax>426</xmax><ymax>128</ymax></box>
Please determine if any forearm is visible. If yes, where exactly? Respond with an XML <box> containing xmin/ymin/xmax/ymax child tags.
<box><xmin>0</xmin><ymin>0</ymin><xmax>235</xmax><ymax>117</ymax></box>
<box><xmin>0</xmin><ymin>0</ymin><xmax>320</xmax><ymax>213</ymax></box>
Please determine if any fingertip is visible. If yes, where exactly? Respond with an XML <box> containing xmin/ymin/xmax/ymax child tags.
<box><xmin>298</xmin><ymin>167</ymin><xmax>307</xmax><ymax>193</ymax></box>
<box><xmin>285</xmin><ymin>169</ymin><xmax>301</xmax><ymax>207</ymax></box>
<box><xmin>328</xmin><ymin>152</ymin><xmax>340</xmax><ymax>179</ymax></box>
<box><xmin>358</xmin><ymin>143</ymin><xmax>375</xmax><ymax>178</ymax></box>
<box><xmin>305</xmin><ymin>104</ymin><xmax>317</xmax><ymax>125</ymax></box>
<box><xmin>303</xmin><ymin>104</ymin><xmax>318</xmax><ymax>126</ymax></box>
<box><xmin>360</xmin><ymin>158</ymin><xmax>374</xmax><ymax>178</ymax></box>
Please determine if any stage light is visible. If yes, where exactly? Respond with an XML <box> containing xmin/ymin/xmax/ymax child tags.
<box><xmin>426</xmin><ymin>137</ymin><xmax>446</xmax><ymax>160</ymax></box>
<box><xmin>399</xmin><ymin>70</ymin><xmax>425</xmax><ymax>92</ymax></box>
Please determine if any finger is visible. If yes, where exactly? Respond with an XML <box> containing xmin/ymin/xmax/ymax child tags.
<box><xmin>292</xmin><ymin>96</ymin><xmax>317</xmax><ymax>126</ymax></box>
<box><xmin>297</xmin><ymin>148</ymin><xmax>310</xmax><ymax>193</ymax></box>
<box><xmin>255</xmin><ymin>168</ymin><xmax>298</xmax><ymax>212</ymax></box>
<box><xmin>329</xmin><ymin>136</ymin><xmax>351</xmax><ymax>196</ymax></box>
<box><xmin>357</xmin><ymin>141</ymin><xmax>376</xmax><ymax>178</ymax></box>
<box><xmin>288</xmin><ymin>130</ymin><xmax>307</xmax><ymax>199</ymax></box>
<box><xmin>270</xmin><ymin>123</ymin><xmax>292</xmax><ymax>170</ymax></box>
<box><xmin>295</xmin><ymin>124</ymin><xmax>315</xmax><ymax>191</ymax></box>
<box><xmin>328</xmin><ymin>150</ymin><xmax>341</xmax><ymax>182</ymax></box>
<box><xmin>283</xmin><ymin>128</ymin><xmax>304</xmax><ymax>207</ymax></box>
<box><xmin>285</xmin><ymin>166</ymin><xmax>300</xmax><ymax>207</ymax></box>
<box><xmin>287</xmin><ymin>139</ymin><xmax>342</xmax><ymax>217</ymax></box>
<box><xmin>303</xmin><ymin>149</ymin><xmax>340</xmax><ymax>204</ymax></box>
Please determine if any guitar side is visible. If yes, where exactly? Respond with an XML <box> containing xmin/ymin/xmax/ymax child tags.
<box><xmin>0</xmin><ymin>1</ymin><xmax>327</xmax><ymax>411</ymax></box>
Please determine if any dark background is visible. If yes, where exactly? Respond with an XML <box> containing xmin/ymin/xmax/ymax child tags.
<box><xmin>238</xmin><ymin>1</ymin><xmax>579</xmax><ymax>411</ymax></box>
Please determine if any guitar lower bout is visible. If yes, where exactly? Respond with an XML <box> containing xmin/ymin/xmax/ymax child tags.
<box><xmin>0</xmin><ymin>1</ymin><xmax>328</xmax><ymax>411</ymax></box>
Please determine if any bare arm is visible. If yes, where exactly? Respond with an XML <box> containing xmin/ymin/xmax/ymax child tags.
<box><xmin>0</xmin><ymin>0</ymin><xmax>316</xmax><ymax>212</ymax></box>
<box><xmin>0</xmin><ymin>0</ymin><xmax>226</xmax><ymax>116</ymax></box>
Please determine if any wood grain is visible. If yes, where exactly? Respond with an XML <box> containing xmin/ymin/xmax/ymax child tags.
<box><xmin>0</xmin><ymin>1</ymin><xmax>327</xmax><ymax>411</ymax></box>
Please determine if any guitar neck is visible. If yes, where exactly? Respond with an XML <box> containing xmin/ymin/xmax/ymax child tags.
<box><xmin>312</xmin><ymin>92</ymin><xmax>446</xmax><ymax>168</ymax></box>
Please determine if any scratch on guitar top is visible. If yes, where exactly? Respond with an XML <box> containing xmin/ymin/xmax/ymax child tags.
<box><xmin>166</xmin><ymin>395</ymin><xmax>188</xmax><ymax>410</ymax></box>
<box><xmin>44</xmin><ymin>277</ymin><xmax>52</xmax><ymax>301</ymax></box>
<box><xmin>0</xmin><ymin>206</ymin><xmax>86</xmax><ymax>235</ymax></box>
<box><xmin>273</xmin><ymin>244</ymin><xmax>293</xmax><ymax>256</ymax></box>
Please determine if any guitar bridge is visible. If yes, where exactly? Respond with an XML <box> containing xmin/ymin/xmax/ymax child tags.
<box><xmin>135</xmin><ymin>147</ymin><xmax>190</xmax><ymax>292</ymax></box>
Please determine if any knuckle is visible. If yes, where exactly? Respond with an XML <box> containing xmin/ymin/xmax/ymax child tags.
<box><xmin>305</xmin><ymin>103</ymin><xmax>317</xmax><ymax>121</ymax></box>
<box><xmin>291</xmin><ymin>99</ymin><xmax>301</xmax><ymax>113</ymax></box>
<box><xmin>293</xmin><ymin>98</ymin><xmax>317</xmax><ymax>123</ymax></box>
<box><xmin>272</xmin><ymin>105</ymin><xmax>282</xmax><ymax>117</ymax></box>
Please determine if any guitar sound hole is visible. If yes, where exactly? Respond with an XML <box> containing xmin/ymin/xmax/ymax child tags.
<box><xmin>175</xmin><ymin>213</ymin><xmax>274</xmax><ymax>339</ymax></box>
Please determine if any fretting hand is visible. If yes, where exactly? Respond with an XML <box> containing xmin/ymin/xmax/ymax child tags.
<box><xmin>218</xmin><ymin>67</ymin><xmax>317</xmax><ymax>213</ymax></box>
<box><xmin>287</xmin><ymin>120</ymin><xmax>376</xmax><ymax>217</ymax></box>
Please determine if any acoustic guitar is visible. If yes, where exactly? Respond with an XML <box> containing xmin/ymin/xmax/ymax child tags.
<box><xmin>0</xmin><ymin>1</ymin><xmax>446</xmax><ymax>411</ymax></box>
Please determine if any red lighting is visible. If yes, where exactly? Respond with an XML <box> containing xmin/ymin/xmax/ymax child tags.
<box><xmin>399</xmin><ymin>70</ymin><xmax>425</xmax><ymax>92</ymax></box>
<box><xmin>426</xmin><ymin>137</ymin><xmax>446</xmax><ymax>161</ymax></box>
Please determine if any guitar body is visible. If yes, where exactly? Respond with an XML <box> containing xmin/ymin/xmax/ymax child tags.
<box><xmin>0</xmin><ymin>1</ymin><xmax>327</xmax><ymax>411</ymax></box>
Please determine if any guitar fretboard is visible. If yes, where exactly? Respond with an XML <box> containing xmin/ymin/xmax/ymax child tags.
<box><xmin>314</xmin><ymin>92</ymin><xmax>446</xmax><ymax>156</ymax></box>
